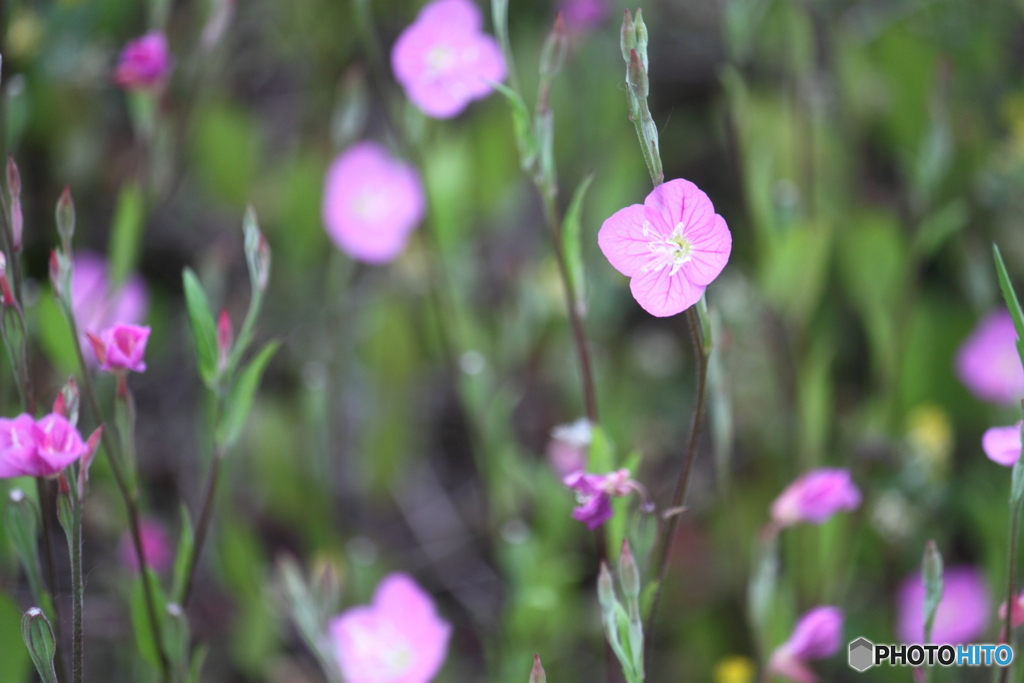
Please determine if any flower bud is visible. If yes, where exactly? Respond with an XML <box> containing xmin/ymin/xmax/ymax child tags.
<box><xmin>77</xmin><ymin>425</ymin><xmax>104</xmax><ymax>499</ymax></box>
<box><xmin>217</xmin><ymin>309</ymin><xmax>232</xmax><ymax>372</ymax></box>
<box><xmin>55</xmin><ymin>377</ymin><xmax>80</xmax><ymax>427</ymax></box>
<box><xmin>243</xmin><ymin>206</ymin><xmax>271</xmax><ymax>292</ymax></box>
<box><xmin>21</xmin><ymin>607</ymin><xmax>59</xmax><ymax>683</ymax></box>
<box><xmin>48</xmin><ymin>249</ymin><xmax>71</xmax><ymax>303</ymax></box>
<box><xmin>0</xmin><ymin>252</ymin><xmax>14</xmax><ymax>306</ymax></box>
<box><xmin>48</xmin><ymin>250</ymin><xmax>60</xmax><ymax>297</ymax></box>
<box><xmin>539</xmin><ymin>13</ymin><xmax>568</xmax><ymax>80</ymax></box>
<box><xmin>620</xmin><ymin>9</ymin><xmax>636</xmax><ymax>63</ymax></box>
<box><xmin>634</xmin><ymin>8</ymin><xmax>649</xmax><ymax>69</ymax></box>
<box><xmin>597</xmin><ymin>561</ymin><xmax>616</xmax><ymax>611</ymax></box>
<box><xmin>7</xmin><ymin>155</ymin><xmax>22</xmax><ymax>251</ymax></box>
<box><xmin>618</xmin><ymin>539</ymin><xmax>640</xmax><ymax>602</ymax></box>
<box><xmin>627</xmin><ymin>48</ymin><xmax>648</xmax><ymax>101</ymax></box>
<box><xmin>55</xmin><ymin>186</ymin><xmax>75</xmax><ymax>251</ymax></box>
<box><xmin>311</xmin><ymin>554</ymin><xmax>343</xmax><ymax>617</ymax></box>
<box><xmin>529</xmin><ymin>654</ymin><xmax>547</xmax><ymax>683</ymax></box>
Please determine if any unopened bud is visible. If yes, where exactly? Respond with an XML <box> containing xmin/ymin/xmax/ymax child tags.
<box><xmin>539</xmin><ymin>14</ymin><xmax>568</xmax><ymax>80</ymax></box>
<box><xmin>7</xmin><ymin>155</ymin><xmax>22</xmax><ymax>251</ymax></box>
<box><xmin>529</xmin><ymin>654</ymin><xmax>547</xmax><ymax>683</ymax></box>
<box><xmin>311</xmin><ymin>555</ymin><xmax>343</xmax><ymax>615</ymax></box>
<box><xmin>627</xmin><ymin>49</ymin><xmax>648</xmax><ymax>100</ymax></box>
<box><xmin>56</xmin><ymin>377</ymin><xmax>79</xmax><ymax>427</ymax></box>
<box><xmin>48</xmin><ymin>251</ymin><xmax>60</xmax><ymax>297</ymax></box>
<box><xmin>620</xmin><ymin>9</ymin><xmax>636</xmax><ymax>63</ymax></box>
<box><xmin>634</xmin><ymin>8</ymin><xmax>649</xmax><ymax>69</ymax></box>
<box><xmin>217</xmin><ymin>309</ymin><xmax>232</xmax><ymax>372</ymax></box>
<box><xmin>243</xmin><ymin>206</ymin><xmax>271</xmax><ymax>292</ymax></box>
<box><xmin>256</xmin><ymin>236</ymin><xmax>270</xmax><ymax>291</ymax></box>
<box><xmin>77</xmin><ymin>425</ymin><xmax>104</xmax><ymax>499</ymax></box>
<box><xmin>48</xmin><ymin>249</ymin><xmax>71</xmax><ymax>303</ymax></box>
<box><xmin>55</xmin><ymin>186</ymin><xmax>75</xmax><ymax>250</ymax></box>
<box><xmin>0</xmin><ymin>252</ymin><xmax>13</xmax><ymax>306</ymax></box>
<box><xmin>597</xmin><ymin>561</ymin><xmax>616</xmax><ymax>611</ymax></box>
<box><xmin>618</xmin><ymin>539</ymin><xmax>640</xmax><ymax>601</ymax></box>
<box><xmin>21</xmin><ymin>607</ymin><xmax>58</xmax><ymax>683</ymax></box>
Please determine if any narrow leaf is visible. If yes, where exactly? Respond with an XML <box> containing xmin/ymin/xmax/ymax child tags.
<box><xmin>171</xmin><ymin>504</ymin><xmax>195</xmax><ymax>604</ymax></box>
<box><xmin>492</xmin><ymin>81</ymin><xmax>537</xmax><ymax>170</ymax></box>
<box><xmin>130</xmin><ymin>568</ymin><xmax>168</xmax><ymax>668</ymax></box>
<box><xmin>217</xmin><ymin>340</ymin><xmax>280</xmax><ymax>450</ymax></box>
<box><xmin>182</xmin><ymin>268</ymin><xmax>219</xmax><ymax>388</ymax></box>
<box><xmin>108</xmin><ymin>182</ymin><xmax>145</xmax><ymax>289</ymax></box>
<box><xmin>993</xmin><ymin>243</ymin><xmax>1024</xmax><ymax>363</ymax></box>
<box><xmin>561</xmin><ymin>174</ymin><xmax>594</xmax><ymax>316</ymax></box>
<box><xmin>921</xmin><ymin>540</ymin><xmax>944</xmax><ymax>645</ymax></box>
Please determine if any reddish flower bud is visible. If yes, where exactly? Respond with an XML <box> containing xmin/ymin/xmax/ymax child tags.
<box><xmin>48</xmin><ymin>250</ymin><xmax>61</xmax><ymax>298</ymax></box>
<box><xmin>0</xmin><ymin>252</ymin><xmax>14</xmax><ymax>306</ymax></box>
<box><xmin>77</xmin><ymin>425</ymin><xmax>103</xmax><ymax>499</ymax></box>
<box><xmin>217</xmin><ymin>309</ymin><xmax>232</xmax><ymax>372</ymax></box>
<box><xmin>7</xmin><ymin>155</ymin><xmax>22</xmax><ymax>252</ymax></box>
<box><xmin>539</xmin><ymin>13</ymin><xmax>568</xmax><ymax>80</ymax></box>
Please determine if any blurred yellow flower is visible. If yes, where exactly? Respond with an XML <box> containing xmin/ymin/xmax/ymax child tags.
<box><xmin>714</xmin><ymin>655</ymin><xmax>756</xmax><ymax>683</ymax></box>
<box><xmin>906</xmin><ymin>403</ymin><xmax>954</xmax><ymax>478</ymax></box>
<box><xmin>6</xmin><ymin>10</ymin><xmax>44</xmax><ymax>60</ymax></box>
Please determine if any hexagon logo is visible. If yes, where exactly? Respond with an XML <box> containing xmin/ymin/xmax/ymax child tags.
<box><xmin>849</xmin><ymin>637</ymin><xmax>874</xmax><ymax>672</ymax></box>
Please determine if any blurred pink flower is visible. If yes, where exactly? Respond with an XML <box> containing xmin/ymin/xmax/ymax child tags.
<box><xmin>546</xmin><ymin>418</ymin><xmax>591</xmax><ymax>479</ymax></box>
<box><xmin>999</xmin><ymin>589</ymin><xmax>1024</xmax><ymax>629</ymax></box>
<box><xmin>89</xmin><ymin>323</ymin><xmax>151</xmax><ymax>374</ymax></box>
<box><xmin>114</xmin><ymin>32</ymin><xmax>173</xmax><ymax>90</ymax></box>
<box><xmin>120</xmin><ymin>518</ymin><xmax>173</xmax><ymax>574</ymax></box>
<box><xmin>768</xmin><ymin>606</ymin><xmax>843</xmax><ymax>683</ymax></box>
<box><xmin>897</xmin><ymin>565</ymin><xmax>989</xmax><ymax>644</ymax></box>
<box><xmin>771</xmin><ymin>468</ymin><xmax>861</xmax><ymax>527</ymax></box>
<box><xmin>391</xmin><ymin>0</ymin><xmax>507</xmax><ymax>119</ymax></box>
<box><xmin>322</xmin><ymin>142</ymin><xmax>425</xmax><ymax>264</ymax></box>
<box><xmin>71</xmin><ymin>252</ymin><xmax>149</xmax><ymax>364</ymax></box>
<box><xmin>955</xmin><ymin>309</ymin><xmax>1024</xmax><ymax>405</ymax></box>
<box><xmin>564</xmin><ymin>468</ymin><xmax>641</xmax><ymax>529</ymax></box>
<box><xmin>598</xmin><ymin>178</ymin><xmax>732</xmax><ymax>317</ymax></box>
<box><xmin>329</xmin><ymin>572</ymin><xmax>451</xmax><ymax>683</ymax></box>
<box><xmin>0</xmin><ymin>413</ymin><xmax>88</xmax><ymax>478</ymax></box>
<box><xmin>983</xmin><ymin>423</ymin><xmax>1021</xmax><ymax>466</ymax></box>
<box><xmin>560</xmin><ymin>0</ymin><xmax>607</xmax><ymax>32</ymax></box>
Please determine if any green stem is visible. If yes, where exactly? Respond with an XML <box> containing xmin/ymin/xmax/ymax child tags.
<box><xmin>181</xmin><ymin>453</ymin><xmax>222</xmax><ymax>607</ymax></box>
<box><xmin>1000</xmin><ymin>496</ymin><xmax>1023</xmax><ymax>683</ymax></box>
<box><xmin>70</xmin><ymin>504</ymin><xmax>83</xmax><ymax>683</ymax></box>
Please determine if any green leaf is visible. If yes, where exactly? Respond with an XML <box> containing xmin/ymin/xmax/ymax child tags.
<box><xmin>188</xmin><ymin>645</ymin><xmax>209</xmax><ymax>683</ymax></box>
<box><xmin>182</xmin><ymin>268</ymin><xmax>218</xmax><ymax>388</ymax></box>
<box><xmin>561</xmin><ymin>174</ymin><xmax>594</xmax><ymax>316</ymax></box>
<box><xmin>588</xmin><ymin>425</ymin><xmax>615</xmax><ymax>473</ymax></box>
<box><xmin>171</xmin><ymin>504</ymin><xmax>195</xmax><ymax>604</ymax></box>
<box><xmin>108</xmin><ymin>182</ymin><xmax>145</xmax><ymax>289</ymax></box>
<box><xmin>993</xmin><ymin>243</ymin><xmax>1024</xmax><ymax>364</ymax></box>
<box><xmin>492</xmin><ymin>81</ymin><xmax>537</xmax><ymax>171</ymax></box>
<box><xmin>921</xmin><ymin>540</ymin><xmax>944</xmax><ymax>644</ymax></box>
<box><xmin>913</xmin><ymin>200</ymin><xmax>967</xmax><ymax>258</ymax></box>
<box><xmin>130</xmin><ymin>568</ymin><xmax>168</xmax><ymax>669</ymax></box>
<box><xmin>36</xmin><ymin>289</ymin><xmax>78</xmax><ymax>375</ymax></box>
<box><xmin>0</xmin><ymin>595</ymin><xmax>32</xmax><ymax>683</ymax></box>
<box><xmin>217</xmin><ymin>340</ymin><xmax>280</xmax><ymax>450</ymax></box>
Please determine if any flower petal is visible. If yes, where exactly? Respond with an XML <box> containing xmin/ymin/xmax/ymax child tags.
<box><xmin>597</xmin><ymin>204</ymin><xmax>652</xmax><ymax>277</ymax></box>
<box><xmin>629</xmin><ymin>267</ymin><xmax>705</xmax><ymax>318</ymax></box>
<box><xmin>983</xmin><ymin>423</ymin><xmax>1022</xmax><ymax>466</ymax></box>
<box><xmin>682</xmin><ymin>213</ymin><xmax>731</xmax><ymax>286</ymax></box>
<box><xmin>643</xmin><ymin>178</ymin><xmax>714</xmax><ymax>236</ymax></box>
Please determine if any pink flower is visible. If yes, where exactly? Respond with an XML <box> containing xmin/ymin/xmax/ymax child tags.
<box><xmin>89</xmin><ymin>323</ymin><xmax>151</xmax><ymax>374</ymax></box>
<box><xmin>114</xmin><ymin>32</ymin><xmax>173</xmax><ymax>90</ymax></box>
<box><xmin>560</xmin><ymin>0</ymin><xmax>607</xmax><ymax>32</ymax></box>
<box><xmin>322</xmin><ymin>142</ymin><xmax>425</xmax><ymax>264</ymax></box>
<box><xmin>768</xmin><ymin>606</ymin><xmax>843</xmax><ymax>683</ymax></box>
<box><xmin>546</xmin><ymin>418</ymin><xmax>591</xmax><ymax>479</ymax></box>
<box><xmin>564</xmin><ymin>468</ymin><xmax>642</xmax><ymax>529</ymax></box>
<box><xmin>897</xmin><ymin>566</ymin><xmax>989</xmax><ymax>644</ymax></box>
<box><xmin>955</xmin><ymin>309</ymin><xmax>1024</xmax><ymax>405</ymax></box>
<box><xmin>770</xmin><ymin>468</ymin><xmax>861</xmax><ymax>527</ymax></box>
<box><xmin>391</xmin><ymin>0</ymin><xmax>507</xmax><ymax>119</ymax></box>
<box><xmin>71</xmin><ymin>252</ymin><xmax>149</xmax><ymax>364</ymax></box>
<box><xmin>0</xmin><ymin>413</ymin><xmax>88</xmax><ymax>478</ymax></box>
<box><xmin>598</xmin><ymin>179</ymin><xmax>732</xmax><ymax>317</ymax></box>
<box><xmin>119</xmin><ymin>518</ymin><xmax>172</xmax><ymax>574</ymax></box>
<box><xmin>983</xmin><ymin>423</ymin><xmax>1022</xmax><ymax>466</ymax></box>
<box><xmin>329</xmin><ymin>573</ymin><xmax>451</xmax><ymax>683</ymax></box>
<box><xmin>999</xmin><ymin>589</ymin><xmax>1024</xmax><ymax>629</ymax></box>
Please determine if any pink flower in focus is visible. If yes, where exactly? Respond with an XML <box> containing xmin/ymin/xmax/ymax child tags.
<box><xmin>564</xmin><ymin>468</ymin><xmax>641</xmax><ymax>529</ymax></box>
<box><xmin>114</xmin><ymin>32</ymin><xmax>173</xmax><ymax>90</ymax></box>
<box><xmin>546</xmin><ymin>418</ymin><xmax>591</xmax><ymax>479</ymax></box>
<box><xmin>771</xmin><ymin>468</ymin><xmax>861</xmax><ymax>527</ymax></box>
<box><xmin>0</xmin><ymin>413</ymin><xmax>88</xmax><ymax>478</ymax></box>
<box><xmin>983</xmin><ymin>423</ymin><xmax>1022</xmax><ymax>466</ymax></box>
<box><xmin>598</xmin><ymin>179</ymin><xmax>732</xmax><ymax>317</ymax></box>
<box><xmin>897</xmin><ymin>566</ymin><xmax>989</xmax><ymax>644</ymax></box>
<box><xmin>71</xmin><ymin>252</ymin><xmax>149</xmax><ymax>364</ymax></box>
<box><xmin>329</xmin><ymin>573</ymin><xmax>451</xmax><ymax>683</ymax></box>
<box><xmin>89</xmin><ymin>323</ymin><xmax>151</xmax><ymax>374</ymax></box>
<box><xmin>768</xmin><ymin>606</ymin><xmax>843</xmax><ymax>683</ymax></box>
<box><xmin>391</xmin><ymin>0</ymin><xmax>507</xmax><ymax>119</ymax></box>
<box><xmin>322</xmin><ymin>142</ymin><xmax>425</xmax><ymax>264</ymax></box>
<box><xmin>955</xmin><ymin>309</ymin><xmax>1024</xmax><ymax>405</ymax></box>
<box><xmin>560</xmin><ymin>0</ymin><xmax>607</xmax><ymax>32</ymax></box>
<box><xmin>120</xmin><ymin>519</ymin><xmax>172</xmax><ymax>574</ymax></box>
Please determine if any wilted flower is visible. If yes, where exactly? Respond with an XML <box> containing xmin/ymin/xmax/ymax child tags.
<box><xmin>71</xmin><ymin>252</ymin><xmax>149</xmax><ymax>364</ymax></box>
<box><xmin>322</xmin><ymin>142</ymin><xmax>425</xmax><ymax>264</ymax></box>
<box><xmin>114</xmin><ymin>32</ymin><xmax>173</xmax><ymax>90</ymax></box>
<box><xmin>767</xmin><ymin>606</ymin><xmax>843</xmax><ymax>683</ymax></box>
<box><xmin>89</xmin><ymin>323</ymin><xmax>151</xmax><ymax>374</ymax></box>
<box><xmin>955</xmin><ymin>309</ymin><xmax>1024</xmax><ymax>406</ymax></box>
<box><xmin>546</xmin><ymin>418</ymin><xmax>591</xmax><ymax>478</ymax></box>
<box><xmin>598</xmin><ymin>178</ymin><xmax>732</xmax><ymax>317</ymax></box>
<box><xmin>391</xmin><ymin>0</ymin><xmax>507</xmax><ymax>119</ymax></box>
<box><xmin>0</xmin><ymin>413</ymin><xmax>87</xmax><ymax>478</ymax></box>
<box><xmin>770</xmin><ymin>468</ymin><xmax>861</xmax><ymax>527</ymax></box>
<box><xmin>897</xmin><ymin>565</ymin><xmax>989</xmax><ymax>644</ymax></box>
<box><xmin>119</xmin><ymin>518</ymin><xmax>172</xmax><ymax>574</ymax></box>
<box><xmin>983</xmin><ymin>422</ymin><xmax>1021</xmax><ymax>467</ymax></box>
<box><xmin>564</xmin><ymin>468</ymin><xmax>644</xmax><ymax>529</ymax></box>
<box><xmin>329</xmin><ymin>572</ymin><xmax>451</xmax><ymax>683</ymax></box>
